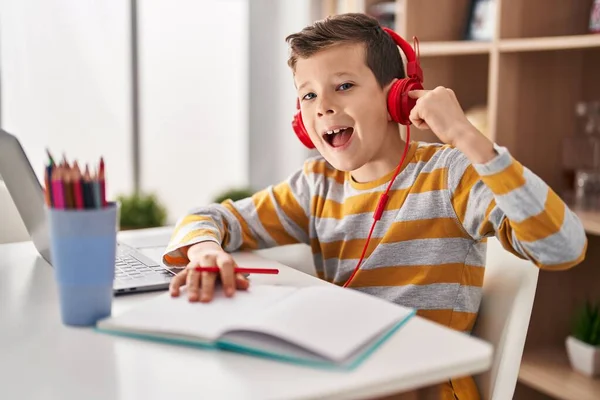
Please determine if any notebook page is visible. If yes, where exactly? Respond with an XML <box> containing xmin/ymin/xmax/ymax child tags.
<box><xmin>225</xmin><ymin>285</ymin><xmax>413</xmax><ymax>362</ymax></box>
<box><xmin>97</xmin><ymin>285</ymin><xmax>298</xmax><ymax>341</ymax></box>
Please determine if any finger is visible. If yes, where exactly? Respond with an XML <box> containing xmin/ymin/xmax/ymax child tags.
<box><xmin>217</xmin><ymin>254</ymin><xmax>236</xmax><ymax>297</ymax></box>
<box><xmin>200</xmin><ymin>271</ymin><xmax>218</xmax><ymax>302</ymax></box>
<box><xmin>169</xmin><ymin>268</ymin><xmax>189</xmax><ymax>297</ymax></box>
<box><xmin>409</xmin><ymin>103</ymin><xmax>431</xmax><ymax>130</ymax></box>
<box><xmin>235</xmin><ymin>273</ymin><xmax>250</xmax><ymax>290</ymax></box>
<box><xmin>186</xmin><ymin>266</ymin><xmax>202</xmax><ymax>302</ymax></box>
<box><xmin>407</xmin><ymin>89</ymin><xmax>429</xmax><ymax>99</ymax></box>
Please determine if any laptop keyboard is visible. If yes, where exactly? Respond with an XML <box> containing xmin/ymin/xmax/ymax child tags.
<box><xmin>115</xmin><ymin>246</ymin><xmax>175</xmax><ymax>282</ymax></box>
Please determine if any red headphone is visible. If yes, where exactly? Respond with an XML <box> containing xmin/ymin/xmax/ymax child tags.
<box><xmin>291</xmin><ymin>26</ymin><xmax>424</xmax><ymax>148</ymax></box>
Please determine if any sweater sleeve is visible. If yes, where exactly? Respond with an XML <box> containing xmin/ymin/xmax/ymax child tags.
<box><xmin>447</xmin><ymin>143</ymin><xmax>587</xmax><ymax>270</ymax></box>
<box><xmin>162</xmin><ymin>166</ymin><xmax>312</xmax><ymax>267</ymax></box>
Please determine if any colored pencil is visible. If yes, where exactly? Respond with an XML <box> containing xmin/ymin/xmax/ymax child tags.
<box><xmin>63</xmin><ymin>166</ymin><xmax>75</xmax><ymax>209</ymax></box>
<box><xmin>83</xmin><ymin>165</ymin><xmax>94</xmax><ymax>209</ymax></box>
<box><xmin>72</xmin><ymin>161</ymin><xmax>85</xmax><ymax>210</ymax></box>
<box><xmin>194</xmin><ymin>267</ymin><xmax>279</xmax><ymax>275</ymax></box>
<box><xmin>99</xmin><ymin>157</ymin><xmax>107</xmax><ymax>208</ymax></box>
<box><xmin>51</xmin><ymin>166</ymin><xmax>65</xmax><ymax>209</ymax></box>
<box><xmin>44</xmin><ymin>164</ymin><xmax>53</xmax><ymax>207</ymax></box>
<box><xmin>92</xmin><ymin>168</ymin><xmax>102</xmax><ymax>209</ymax></box>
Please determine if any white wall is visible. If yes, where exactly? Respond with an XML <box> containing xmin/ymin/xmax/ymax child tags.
<box><xmin>0</xmin><ymin>0</ymin><xmax>133</xmax><ymax>199</ymax></box>
<box><xmin>138</xmin><ymin>0</ymin><xmax>249</xmax><ymax>223</ymax></box>
<box><xmin>248</xmin><ymin>0</ymin><xmax>313</xmax><ymax>190</ymax></box>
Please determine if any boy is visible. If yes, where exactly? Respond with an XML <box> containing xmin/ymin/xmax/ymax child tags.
<box><xmin>162</xmin><ymin>13</ymin><xmax>586</xmax><ymax>399</ymax></box>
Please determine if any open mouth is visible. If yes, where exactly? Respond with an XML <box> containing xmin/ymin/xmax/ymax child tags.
<box><xmin>323</xmin><ymin>127</ymin><xmax>354</xmax><ymax>148</ymax></box>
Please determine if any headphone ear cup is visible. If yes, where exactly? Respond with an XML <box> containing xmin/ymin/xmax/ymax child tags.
<box><xmin>387</xmin><ymin>78</ymin><xmax>424</xmax><ymax>125</ymax></box>
<box><xmin>292</xmin><ymin>110</ymin><xmax>315</xmax><ymax>149</ymax></box>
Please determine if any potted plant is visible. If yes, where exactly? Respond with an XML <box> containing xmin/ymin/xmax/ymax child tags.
<box><xmin>117</xmin><ymin>192</ymin><xmax>167</xmax><ymax>230</ymax></box>
<box><xmin>566</xmin><ymin>300</ymin><xmax>600</xmax><ymax>377</ymax></box>
<box><xmin>212</xmin><ymin>187</ymin><xmax>255</xmax><ymax>203</ymax></box>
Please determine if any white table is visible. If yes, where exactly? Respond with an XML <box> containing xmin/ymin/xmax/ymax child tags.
<box><xmin>0</xmin><ymin>229</ymin><xmax>493</xmax><ymax>400</ymax></box>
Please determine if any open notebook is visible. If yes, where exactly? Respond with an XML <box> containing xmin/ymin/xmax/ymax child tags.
<box><xmin>96</xmin><ymin>284</ymin><xmax>415</xmax><ymax>369</ymax></box>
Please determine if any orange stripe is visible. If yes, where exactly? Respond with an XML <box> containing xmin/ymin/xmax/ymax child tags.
<box><xmin>171</xmin><ymin>215</ymin><xmax>216</xmax><ymax>239</ymax></box>
<box><xmin>512</xmin><ymin>189</ymin><xmax>564</xmax><ymax>242</ymax></box>
<box><xmin>163</xmin><ymin>254</ymin><xmax>189</xmax><ymax>266</ymax></box>
<box><xmin>450</xmin><ymin>311</ymin><xmax>478</xmax><ymax>332</ymax></box>
<box><xmin>348</xmin><ymin>264</ymin><xmax>484</xmax><ymax>288</ymax></box>
<box><xmin>478</xmin><ymin>198</ymin><xmax>497</xmax><ymax>237</ymax></box>
<box><xmin>452</xmin><ymin>164</ymin><xmax>480</xmax><ymax>224</ymax></box>
<box><xmin>314</xmin><ymin>168</ymin><xmax>447</xmax><ymax>219</ymax></box>
<box><xmin>178</xmin><ymin>229</ymin><xmax>220</xmax><ymax>247</ymax></box>
<box><xmin>304</xmin><ymin>159</ymin><xmax>345</xmax><ymax>185</ymax></box>
<box><xmin>480</xmin><ymin>159</ymin><xmax>526</xmax><ymax>195</ymax></box>
<box><xmin>417</xmin><ymin>309</ymin><xmax>477</xmax><ymax>332</ymax></box>
<box><xmin>316</xmin><ymin>218</ymin><xmax>468</xmax><ymax>260</ymax></box>
<box><xmin>223</xmin><ymin>201</ymin><xmax>259</xmax><ymax>250</ymax></box>
<box><xmin>252</xmin><ymin>191</ymin><xmax>299</xmax><ymax>246</ymax></box>
<box><xmin>272</xmin><ymin>181</ymin><xmax>309</xmax><ymax>234</ymax></box>
<box><xmin>413</xmin><ymin>144</ymin><xmax>446</xmax><ymax>163</ymax></box>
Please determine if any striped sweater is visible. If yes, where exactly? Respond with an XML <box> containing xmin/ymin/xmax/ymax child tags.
<box><xmin>163</xmin><ymin>141</ymin><xmax>587</xmax><ymax>397</ymax></box>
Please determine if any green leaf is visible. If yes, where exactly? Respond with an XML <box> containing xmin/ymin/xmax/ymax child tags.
<box><xmin>572</xmin><ymin>300</ymin><xmax>600</xmax><ymax>346</ymax></box>
<box><xmin>117</xmin><ymin>192</ymin><xmax>167</xmax><ymax>229</ymax></box>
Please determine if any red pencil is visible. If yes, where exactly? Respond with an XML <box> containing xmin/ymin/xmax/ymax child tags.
<box><xmin>99</xmin><ymin>157</ymin><xmax>107</xmax><ymax>207</ymax></box>
<box><xmin>72</xmin><ymin>161</ymin><xmax>85</xmax><ymax>210</ymax></box>
<box><xmin>194</xmin><ymin>267</ymin><xmax>279</xmax><ymax>275</ymax></box>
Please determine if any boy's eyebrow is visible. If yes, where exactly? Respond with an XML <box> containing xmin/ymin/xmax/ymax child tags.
<box><xmin>297</xmin><ymin>72</ymin><xmax>357</xmax><ymax>92</ymax></box>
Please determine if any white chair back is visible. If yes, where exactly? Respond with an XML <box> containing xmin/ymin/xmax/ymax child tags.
<box><xmin>473</xmin><ymin>237</ymin><xmax>539</xmax><ymax>399</ymax></box>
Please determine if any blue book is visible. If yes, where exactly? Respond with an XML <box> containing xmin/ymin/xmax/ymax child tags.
<box><xmin>96</xmin><ymin>284</ymin><xmax>415</xmax><ymax>370</ymax></box>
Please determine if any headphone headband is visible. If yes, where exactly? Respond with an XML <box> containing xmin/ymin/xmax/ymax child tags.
<box><xmin>382</xmin><ymin>27</ymin><xmax>423</xmax><ymax>83</ymax></box>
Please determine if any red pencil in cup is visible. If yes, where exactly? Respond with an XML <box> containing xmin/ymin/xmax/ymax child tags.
<box><xmin>72</xmin><ymin>161</ymin><xmax>85</xmax><ymax>210</ymax></box>
<box><xmin>99</xmin><ymin>157</ymin><xmax>107</xmax><ymax>208</ymax></box>
<box><xmin>194</xmin><ymin>266</ymin><xmax>279</xmax><ymax>275</ymax></box>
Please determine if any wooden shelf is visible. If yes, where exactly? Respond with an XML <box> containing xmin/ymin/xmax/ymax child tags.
<box><xmin>572</xmin><ymin>208</ymin><xmax>600</xmax><ymax>236</ymax></box>
<box><xmin>499</xmin><ymin>34</ymin><xmax>600</xmax><ymax>53</ymax></box>
<box><xmin>519</xmin><ymin>347</ymin><xmax>600</xmax><ymax>400</ymax></box>
<box><xmin>418</xmin><ymin>40</ymin><xmax>492</xmax><ymax>56</ymax></box>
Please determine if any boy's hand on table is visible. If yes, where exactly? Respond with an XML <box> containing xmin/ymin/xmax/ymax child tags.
<box><xmin>408</xmin><ymin>87</ymin><xmax>496</xmax><ymax>164</ymax></box>
<box><xmin>169</xmin><ymin>241</ymin><xmax>249</xmax><ymax>302</ymax></box>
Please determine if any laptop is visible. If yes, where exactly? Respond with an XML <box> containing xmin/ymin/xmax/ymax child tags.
<box><xmin>0</xmin><ymin>129</ymin><xmax>178</xmax><ymax>294</ymax></box>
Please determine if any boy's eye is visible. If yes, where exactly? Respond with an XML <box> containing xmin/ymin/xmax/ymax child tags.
<box><xmin>338</xmin><ymin>83</ymin><xmax>354</xmax><ymax>91</ymax></box>
<box><xmin>302</xmin><ymin>92</ymin><xmax>316</xmax><ymax>101</ymax></box>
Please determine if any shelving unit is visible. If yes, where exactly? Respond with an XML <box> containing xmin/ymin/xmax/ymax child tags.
<box><xmin>316</xmin><ymin>1</ymin><xmax>600</xmax><ymax>399</ymax></box>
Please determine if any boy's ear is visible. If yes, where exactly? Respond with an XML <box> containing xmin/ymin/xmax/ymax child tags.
<box><xmin>384</xmin><ymin>78</ymin><xmax>398</xmax><ymax>122</ymax></box>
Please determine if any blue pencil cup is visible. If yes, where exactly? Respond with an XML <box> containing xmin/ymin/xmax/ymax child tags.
<box><xmin>47</xmin><ymin>202</ymin><xmax>119</xmax><ymax>326</ymax></box>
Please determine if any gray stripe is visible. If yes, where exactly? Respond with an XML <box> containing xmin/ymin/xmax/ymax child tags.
<box><xmin>447</xmin><ymin>149</ymin><xmax>471</xmax><ymax>195</ymax></box>
<box><xmin>396</xmin><ymin>190</ymin><xmax>456</xmax><ymax>221</ymax></box>
<box><xmin>320</xmin><ymin>238</ymin><xmax>475</xmax><ymax>273</ymax></box>
<box><xmin>514</xmin><ymin>207</ymin><xmax>587</xmax><ymax>265</ymax></box>
<box><xmin>472</xmin><ymin>144</ymin><xmax>513</xmax><ymax>176</ymax></box>
<box><xmin>462</xmin><ymin>179</ymin><xmax>494</xmax><ymax>239</ymax></box>
<box><xmin>310</xmin><ymin>147</ymin><xmax>453</xmax><ymax>204</ymax></box>
<box><xmin>231</xmin><ymin>197</ymin><xmax>277</xmax><ymax>249</ymax></box>
<box><xmin>356</xmin><ymin>283</ymin><xmax>480</xmax><ymax>313</ymax></box>
<box><xmin>287</xmin><ymin>168</ymin><xmax>312</xmax><ymax>218</ymax></box>
<box><xmin>494</xmin><ymin>168</ymin><xmax>549</xmax><ymax>223</ymax></box>
<box><xmin>314</xmin><ymin>190</ymin><xmax>458</xmax><ymax>243</ymax></box>
<box><xmin>465</xmin><ymin>241</ymin><xmax>487</xmax><ymax>266</ymax></box>
<box><xmin>268</xmin><ymin>187</ymin><xmax>309</xmax><ymax>244</ymax></box>
<box><xmin>315</xmin><ymin>208</ymin><xmax>400</xmax><ymax>243</ymax></box>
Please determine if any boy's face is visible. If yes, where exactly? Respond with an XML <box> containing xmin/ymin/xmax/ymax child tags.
<box><xmin>294</xmin><ymin>42</ymin><xmax>394</xmax><ymax>173</ymax></box>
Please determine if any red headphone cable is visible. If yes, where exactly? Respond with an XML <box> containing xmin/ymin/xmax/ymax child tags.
<box><xmin>342</xmin><ymin>125</ymin><xmax>411</xmax><ymax>288</ymax></box>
